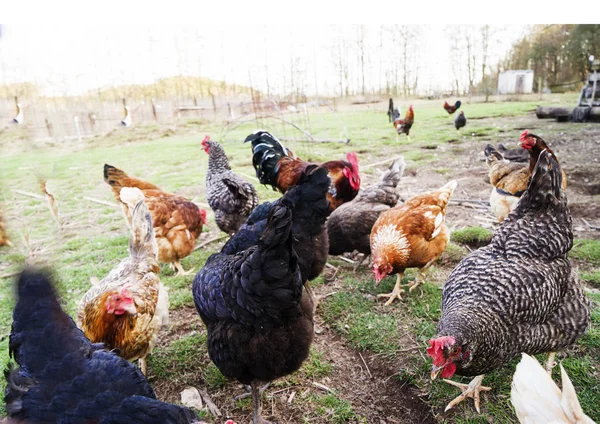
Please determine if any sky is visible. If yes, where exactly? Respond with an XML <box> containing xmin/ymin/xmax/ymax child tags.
<box><xmin>0</xmin><ymin>24</ymin><xmax>530</xmax><ymax>97</ymax></box>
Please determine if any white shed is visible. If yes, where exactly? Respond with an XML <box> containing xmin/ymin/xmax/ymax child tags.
<box><xmin>497</xmin><ymin>70</ymin><xmax>534</xmax><ymax>94</ymax></box>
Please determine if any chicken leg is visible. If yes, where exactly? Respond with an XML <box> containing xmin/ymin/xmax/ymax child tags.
<box><xmin>353</xmin><ymin>254</ymin><xmax>370</xmax><ymax>272</ymax></box>
<box><xmin>377</xmin><ymin>273</ymin><xmax>405</xmax><ymax>306</ymax></box>
<box><xmin>139</xmin><ymin>357</ymin><xmax>147</xmax><ymax>376</ymax></box>
<box><xmin>443</xmin><ymin>375</ymin><xmax>491</xmax><ymax>413</ymax></box>
<box><xmin>545</xmin><ymin>352</ymin><xmax>556</xmax><ymax>375</ymax></box>
<box><xmin>251</xmin><ymin>380</ymin><xmax>272</xmax><ymax>424</ymax></box>
<box><xmin>402</xmin><ymin>259</ymin><xmax>436</xmax><ymax>292</ymax></box>
<box><xmin>173</xmin><ymin>261</ymin><xmax>194</xmax><ymax>276</ymax></box>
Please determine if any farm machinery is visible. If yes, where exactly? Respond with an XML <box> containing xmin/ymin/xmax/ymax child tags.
<box><xmin>536</xmin><ymin>57</ymin><xmax>600</xmax><ymax>122</ymax></box>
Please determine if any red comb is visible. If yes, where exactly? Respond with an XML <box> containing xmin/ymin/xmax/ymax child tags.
<box><xmin>520</xmin><ymin>130</ymin><xmax>529</xmax><ymax>141</ymax></box>
<box><xmin>346</xmin><ymin>152</ymin><xmax>359</xmax><ymax>170</ymax></box>
<box><xmin>202</xmin><ymin>135</ymin><xmax>210</xmax><ymax>144</ymax></box>
<box><xmin>426</xmin><ymin>336</ymin><xmax>455</xmax><ymax>365</ymax></box>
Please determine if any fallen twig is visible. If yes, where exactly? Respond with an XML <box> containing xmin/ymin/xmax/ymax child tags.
<box><xmin>450</xmin><ymin>198</ymin><xmax>490</xmax><ymax>206</ymax></box>
<box><xmin>0</xmin><ymin>271</ymin><xmax>20</xmax><ymax>279</ymax></box>
<box><xmin>13</xmin><ymin>189</ymin><xmax>45</xmax><ymax>200</ymax></box>
<box><xmin>358</xmin><ymin>352</ymin><xmax>373</xmax><ymax>379</ymax></box>
<box><xmin>198</xmin><ymin>388</ymin><xmax>222</xmax><ymax>417</ymax></box>
<box><xmin>582</xmin><ymin>218</ymin><xmax>600</xmax><ymax>231</ymax></box>
<box><xmin>84</xmin><ymin>197</ymin><xmax>119</xmax><ymax>208</ymax></box>
<box><xmin>362</xmin><ymin>156</ymin><xmax>403</xmax><ymax>170</ymax></box>
<box><xmin>312</xmin><ymin>382</ymin><xmax>334</xmax><ymax>393</ymax></box>
<box><xmin>337</xmin><ymin>256</ymin><xmax>355</xmax><ymax>265</ymax></box>
<box><xmin>287</xmin><ymin>391</ymin><xmax>296</xmax><ymax>404</ymax></box>
<box><xmin>194</xmin><ymin>234</ymin><xmax>228</xmax><ymax>251</ymax></box>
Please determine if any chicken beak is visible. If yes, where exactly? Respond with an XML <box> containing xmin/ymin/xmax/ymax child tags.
<box><xmin>430</xmin><ymin>365</ymin><xmax>444</xmax><ymax>380</ymax></box>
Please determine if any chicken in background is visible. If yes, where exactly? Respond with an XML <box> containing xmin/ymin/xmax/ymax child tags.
<box><xmin>202</xmin><ymin>135</ymin><xmax>259</xmax><ymax>234</ymax></box>
<box><xmin>193</xmin><ymin>201</ymin><xmax>313</xmax><ymax>424</ymax></box>
<box><xmin>104</xmin><ymin>164</ymin><xmax>207</xmax><ymax>275</ymax></box>
<box><xmin>484</xmin><ymin>144</ymin><xmax>530</xmax><ymax>223</ymax></box>
<box><xmin>388</xmin><ymin>99</ymin><xmax>414</xmax><ymax>141</ymax></box>
<box><xmin>328</xmin><ymin>157</ymin><xmax>405</xmax><ymax>270</ymax></box>
<box><xmin>511</xmin><ymin>353</ymin><xmax>595</xmax><ymax>424</ymax></box>
<box><xmin>497</xmin><ymin>143</ymin><xmax>529</xmax><ymax>162</ymax></box>
<box><xmin>444</xmin><ymin>100</ymin><xmax>462</xmax><ymax>115</ymax></box>
<box><xmin>77</xmin><ymin>200</ymin><xmax>169</xmax><ymax>376</ymax></box>
<box><xmin>454</xmin><ymin>111</ymin><xmax>467</xmax><ymax>134</ymax></box>
<box><xmin>427</xmin><ymin>151</ymin><xmax>590</xmax><ymax>413</ymax></box>
<box><xmin>246</xmin><ymin>130</ymin><xmax>360</xmax><ymax>211</ymax></box>
<box><xmin>484</xmin><ymin>130</ymin><xmax>567</xmax><ymax>223</ymax></box>
<box><xmin>222</xmin><ymin>165</ymin><xmax>331</xmax><ymax>283</ymax></box>
<box><xmin>371</xmin><ymin>180</ymin><xmax>457</xmax><ymax>305</ymax></box>
<box><xmin>0</xmin><ymin>211</ymin><xmax>12</xmax><ymax>247</ymax></box>
<box><xmin>6</xmin><ymin>269</ymin><xmax>198</xmax><ymax>423</ymax></box>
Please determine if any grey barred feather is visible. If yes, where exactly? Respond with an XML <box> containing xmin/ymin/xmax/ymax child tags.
<box><xmin>435</xmin><ymin>150</ymin><xmax>590</xmax><ymax>376</ymax></box>
<box><xmin>205</xmin><ymin>140</ymin><xmax>259</xmax><ymax>234</ymax></box>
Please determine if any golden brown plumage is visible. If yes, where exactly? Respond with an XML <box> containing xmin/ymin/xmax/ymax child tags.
<box><xmin>77</xmin><ymin>200</ymin><xmax>168</xmax><ymax>376</ymax></box>
<box><xmin>104</xmin><ymin>164</ymin><xmax>207</xmax><ymax>275</ymax></box>
<box><xmin>370</xmin><ymin>180</ymin><xmax>457</xmax><ymax>305</ymax></box>
<box><xmin>0</xmin><ymin>211</ymin><xmax>12</xmax><ymax>247</ymax></box>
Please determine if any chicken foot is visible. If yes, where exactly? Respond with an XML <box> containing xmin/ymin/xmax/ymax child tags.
<box><xmin>402</xmin><ymin>260</ymin><xmax>436</xmax><ymax>292</ymax></box>
<box><xmin>172</xmin><ymin>261</ymin><xmax>195</xmax><ymax>276</ymax></box>
<box><xmin>234</xmin><ymin>382</ymin><xmax>270</xmax><ymax>401</ymax></box>
<box><xmin>251</xmin><ymin>380</ymin><xmax>273</xmax><ymax>424</ymax></box>
<box><xmin>377</xmin><ymin>273</ymin><xmax>405</xmax><ymax>306</ymax></box>
<box><xmin>443</xmin><ymin>375</ymin><xmax>491</xmax><ymax>413</ymax></box>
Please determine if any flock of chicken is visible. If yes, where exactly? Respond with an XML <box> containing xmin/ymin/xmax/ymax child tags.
<box><xmin>1</xmin><ymin>103</ymin><xmax>595</xmax><ymax>424</ymax></box>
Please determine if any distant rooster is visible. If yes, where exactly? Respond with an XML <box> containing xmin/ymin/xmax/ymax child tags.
<box><xmin>245</xmin><ymin>130</ymin><xmax>360</xmax><ymax>211</ymax></box>
<box><xmin>454</xmin><ymin>111</ymin><xmax>467</xmax><ymax>133</ymax></box>
<box><xmin>444</xmin><ymin>100</ymin><xmax>462</xmax><ymax>115</ymax></box>
<box><xmin>202</xmin><ymin>135</ymin><xmax>259</xmax><ymax>235</ymax></box>
<box><xmin>511</xmin><ymin>353</ymin><xmax>595</xmax><ymax>424</ymax></box>
<box><xmin>388</xmin><ymin>99</ymin><xmax>414</xmax><ymax>141</ymax></box>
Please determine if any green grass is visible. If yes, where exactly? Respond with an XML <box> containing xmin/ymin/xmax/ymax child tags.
<box><xmin>450</xmin><ymin>226</ymin><xmax>494</xmax><ymax>247</ymax></box>
<box><xmin>0</xmin><ymin>94</ymin><xmax>598</xmax><ymax>422</ymax></box>
<box><xmin>571</xmin><ymin>239</ymin><xmax>600</xmax><ymax>265</ymax></box>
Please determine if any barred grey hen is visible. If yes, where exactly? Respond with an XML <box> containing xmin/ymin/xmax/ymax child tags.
<box><xmin>327</xmin><ymin>156</ymin><xmax>405</xmax><ymax>269</ymax></box>
<box><xmin>202</xmin><ymin>136</ymin><xmax>259</xmax><ymax>235</ymax></box>
<box><xmin>427</xmin><ymin>150</ymin><xmax>590</xmax><ymax>414</ymax></box>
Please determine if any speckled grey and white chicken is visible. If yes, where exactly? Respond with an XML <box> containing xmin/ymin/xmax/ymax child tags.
<box><xmin>427</xmin><ymin>150</ymin><xmax>590</xmax><ymax>414</ymax></box>
<box><xmin>202</xmin><ymin>135</ymin><xmax>259</xmax><ymax>235</ymax></box>
<box><xmin>327</xmin><ymin>157</ymin><xmax>405</xmax><ymax>269</ymax></box>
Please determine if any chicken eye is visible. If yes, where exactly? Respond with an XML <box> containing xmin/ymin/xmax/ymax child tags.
<box><xmin>115</xmin><ymin>296</ymin><xmax>121</xmax><ymax>301</ymax></box>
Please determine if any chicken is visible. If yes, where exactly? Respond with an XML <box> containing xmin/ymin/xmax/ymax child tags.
<box><xmin>104</xmin><ymin>164</ymin><xmax>207</xmax><ymax>275</ymax></box>
<box><xmin>454</xmin><ymin>111</ymin><xmax>467</xmax><ymax>133</ymax></box>
<box><xmin>444</xmin><ymin>100</ymin><xmax>462</xmax><ymax>115</ymax></box>
<box><xmin>5</xmin><ymin>269</ymin><xmax>198</xmax><ymax>423</ymax></box>
<box><xmin>427</xmin><ymin>151</ymin><xmax>590</xmax><ymax>414</ymax></box>
<box><xmin>511</xmin><ymin>353</ymin><xmax>595</xmax><ymax>424</ymax></box>
<box><xmin>497</xmin><ymin>143</ymin><xmax>529</xmax><ymax>162</ymax></box>
<box><xmin>245</xmin><ymin>130</ymin><xmax>360</xmax><ymax>211</ymax></box>
<box><xmin>328</xmin><ymin>157</ymin><xmax>405</xmax><ymax>269</ymax></box>
<box><xmin>0</xmin><ymin>210</ymin><xmax>12</xmax><ymax>247</ymax></box>
<box><xmin>222</xmin><ymin>165</ymin><xmax>331</xmax><ymax>282</ymax></box>
<box><xmin>77</xmin><ymin>199</ymin><xmax>169</xmax><ymax>376</ymax></box>
<box><xmin>484</xmin><ymin>130</ymin><xmax>567</xmax><ymax>223</ymax></box>
<box><xmin>193</xmin><ymin>201</ymin><xmax>313</xmax><ymax>424</ymax></box>
<box><xmin>388</xmin><ymin>99</ymin><xmax>414</xmax><ymax>141</ymax></box>
<box><xmin>484</xmin><ymin>144</ymin><xmax>530</xmax><ymax>223</ymax></box>
<box><xmin>371</xmin><ymin>180</ymin><xmax>457</xmax><ymax>305</ymax></box>
<box><xmin>202</xmin><ymin>135</ymin><xmax>259</xmax><ymax>234</ymax></box>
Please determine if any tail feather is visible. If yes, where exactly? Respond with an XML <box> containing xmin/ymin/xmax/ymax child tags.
<box><xmin>128</xmin><ymin>200</ymin><xmax>158</xmax><ymax>260</ymax></box>
<box><xmin>382</xmin><ymin>156</ymin><xmax>405</xmax><ymax>186</ymax></box>
<box><xmin>520</xmin><ymin>149</ymin><xmax>563</xmax><ymax>211</ymax></box>
<box><xmin>245</xmin><ymin>130</ymin><xmax>290</xmax><ymax>187</ymax></box>
<box><xmin>260</xmin><ymin>201</ymin><xmax>294</xmax><ymax>252</ymax></box>
<box><xmin>104</xmin><ymin>164</ymin><xmax>129</xmax><ymax>189</ymax></box>
<box><xmin>511</xmin><ymin>353</ymin><xmax>594</xmax><ymax>424</ymax></box>
<box><xmin>437</xmin><ymin>180</ymin><xmax>458</xmax><ymax>206</ymax></box>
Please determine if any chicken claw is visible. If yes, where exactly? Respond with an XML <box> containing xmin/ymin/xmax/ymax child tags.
<box><xmin>443</xmin><ymin>375</ymin><xmax>491</xmax><ymax>413</ymax></box>
<box><xmin>173</xmin><ymin>261</ymin><xmax>195</xmax><ymax>276</ymax></box>
<box><xmin>377</xmin><ymin>274</ymin><xmax>405</xmax><ymax>306</ymax></box>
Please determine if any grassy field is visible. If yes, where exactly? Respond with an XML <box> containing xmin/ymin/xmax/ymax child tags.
<box><xmin>1</xmin><ymin>93</ymin><xmax>599</xmax><ymax>423</ymax></box>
